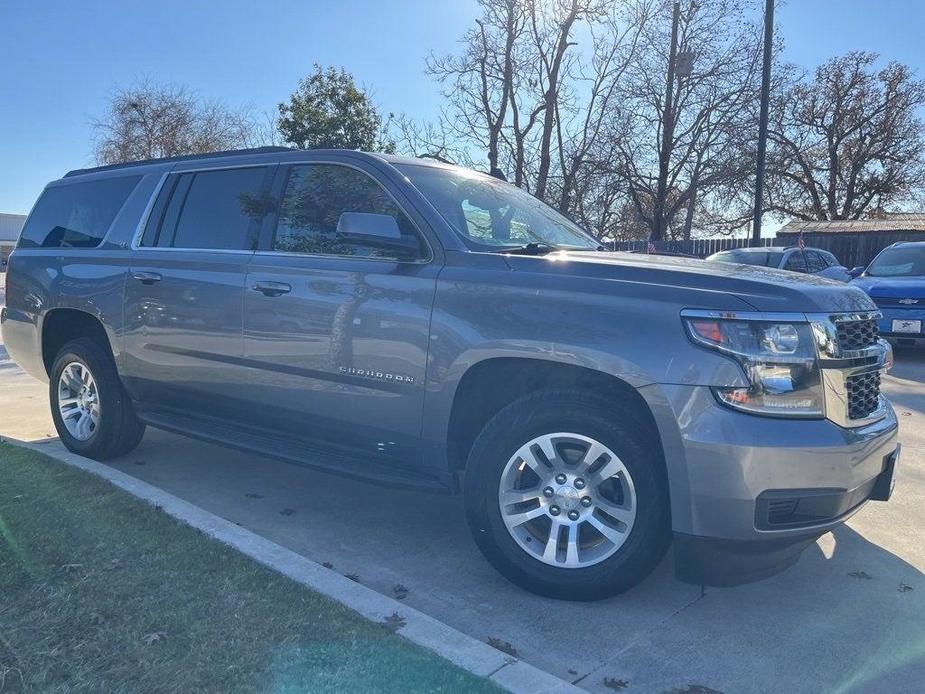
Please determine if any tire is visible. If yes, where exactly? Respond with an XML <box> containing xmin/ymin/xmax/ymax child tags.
<box><xmin>49</xmin><ymin>337</ymin><xmax>146</xmax><ymax>460</ymax></box>
<box><xmin>464</xmin><ymin>390</ymin><xmax>671</xmax><ymax>600</ymax></box>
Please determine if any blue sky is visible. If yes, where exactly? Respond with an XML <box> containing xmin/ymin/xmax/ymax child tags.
<box><xmin>1</xmin><ymin>0</ymin><xmax>924</xmax><ymax>214</ymax></box>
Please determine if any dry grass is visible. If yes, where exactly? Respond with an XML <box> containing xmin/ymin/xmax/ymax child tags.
<box><xmin>0</xmin><ymin>443</ymin><xmax>499</xmax><ymax>693</ymax></box>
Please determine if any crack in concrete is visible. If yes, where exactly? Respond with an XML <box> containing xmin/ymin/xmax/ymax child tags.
<box><xmin>571</xmin><ymin>586</ymin><xmax>709</xmax><ymax>687</ymax></box>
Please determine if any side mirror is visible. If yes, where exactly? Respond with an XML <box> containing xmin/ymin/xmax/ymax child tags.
<box><xmin>336</xmin><ymin>212</ymin><xmax>419</xmax><ymax>255</ymax></box>
<box><xmin>849</xmin><ymin>266</ymin><xmax>865</xmax><ymax>278</ymax></box>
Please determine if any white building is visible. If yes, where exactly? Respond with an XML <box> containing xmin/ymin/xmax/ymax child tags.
<box><xmin>0</xmin><ymin>213</ymin><xmax>26</xmax><ymax>264</ymax></box>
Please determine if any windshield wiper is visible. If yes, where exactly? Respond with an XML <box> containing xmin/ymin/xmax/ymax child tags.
<box><xmin>495</xmin><ymin>242</ymin><xmax>560</xmax><ymax>256</ymax></box>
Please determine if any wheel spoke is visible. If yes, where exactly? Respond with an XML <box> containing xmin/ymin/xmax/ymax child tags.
<box><xmin>501</xmin><ymin>488</ymin><xmax>541</xmax><ymax>506</ymax></box>
<box><xmin>588</xmin><ymin>457</ymin><xmax>624</xmax><ymax>488</ymax></box>
<box><xmin>596</xmin><ymin>497</ymin><xmax>634</xmax><ymax>526</ymax></box>
<box><xmin>543</xmin><ymin>520</ymin><xmax>562</xmax><ymax>562</ymax></box>
<box><xmin>564</xmin><ymin>523</ymin><xmax>580</xmax><ymax>566</ymax></box>
<box><xmin>580</xmin><ymin>441</ymin><xmax>607</xmax><ymax>470</ymax></box>
<box><xmin>587</xmin><ymin>514</ymin><xmax>628</xmax><ymax>545</ymax></box>
<box><xmin>504</xmin><ymin>505</ymin><xmax>546</xmax><ymax>527</ymax></box>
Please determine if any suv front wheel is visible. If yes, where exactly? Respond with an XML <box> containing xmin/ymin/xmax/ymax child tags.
<box><xmin>50</xmin><ymin>338</ymin><xmax>145</xmax><ymax>460</ymax></box>
<box><xmin>464</xmin><ymin>390</ymin><xmax>671</xmax><ymax>600</ymax></box>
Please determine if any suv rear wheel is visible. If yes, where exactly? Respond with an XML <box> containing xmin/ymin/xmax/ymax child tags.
<box><xmin>464</xmin><ymin>390</ymin><xmax>670</xmax><ymax>600</ymax></box>
<box><xmin>50</xmin><ymin>338</ymin><xmax>145</xmax><ymax>460</ymax></box>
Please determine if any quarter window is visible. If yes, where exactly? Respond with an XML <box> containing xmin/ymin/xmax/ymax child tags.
<box><xmin>143</xmin><ymin>167</ymin><xmax>271</xmax><ymax>250</ymax></box>
<box><xmin>273</xmin><ymin>164</ymin><xmax>426</xmax><ymax>261</ymax></box>
<box><xmin>18</xmin><ymin>176</ymin><xmax>141</xmax><ymax>249</ymax></box>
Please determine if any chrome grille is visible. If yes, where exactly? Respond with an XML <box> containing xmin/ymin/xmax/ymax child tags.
<box><xmin>846</xmin><ymin>371</ymin><xmax>881</xmax><ymax>420</ymax></box>
<box><xmin>835</xmin><ymin>318</ymin><xmax>880</xmax><ymax>352</ymax></box>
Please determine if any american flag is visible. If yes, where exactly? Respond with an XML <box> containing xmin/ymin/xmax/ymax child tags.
<box><xmin>647</xmin><ymin>239</ymin><xmax>656</xmax><ymax>254</ymax></box>
<box><xmin>798</xmin><ymin>230</ymin><xmax>805</xmax><ymax>250</ymax></box>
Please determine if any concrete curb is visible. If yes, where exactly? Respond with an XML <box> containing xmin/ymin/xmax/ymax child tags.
<box><xmin>5</xmin><ymin>437</ymin><xmax>580</xmax><ymax>694</ymax></box>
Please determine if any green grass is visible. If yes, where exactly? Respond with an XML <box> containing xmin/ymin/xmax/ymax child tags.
<box><xmin>0</xmin><ymin>443</ymin><xmax>500</xmax><ymax>693</ymax></box>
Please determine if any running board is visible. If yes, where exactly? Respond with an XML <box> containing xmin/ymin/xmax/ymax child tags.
<box><xmin>136</xmin><ymin>406</ymin><xmax>452</xmax><ymax>493</ymax></box>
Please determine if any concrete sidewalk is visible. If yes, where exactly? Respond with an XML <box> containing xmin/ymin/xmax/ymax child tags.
<box><xmin>1</xmin><ymin>293</ymin><xmax>923</xmax><ymax>691</ymax></box>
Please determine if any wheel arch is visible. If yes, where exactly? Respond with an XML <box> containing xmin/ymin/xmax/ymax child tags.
<box><xmin>440</xmin><ymin>355</ymin><xmax>664</xmax><ymax>473</ymax></box>
<box><xmin>40</xmin><ymin>308</ymin><xmax>115</xmax><ymax>378</ymax></box>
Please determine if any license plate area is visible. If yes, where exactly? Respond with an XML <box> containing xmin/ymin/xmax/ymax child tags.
<box><xmin>891</xmin><ymin>319</ymin><xmax>921</xmax><ymax>333</ymax></box>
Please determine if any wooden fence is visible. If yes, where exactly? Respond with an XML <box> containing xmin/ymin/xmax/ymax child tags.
<box><xmin>607</xmin><ymin>237</ymin><xmax>774</xmax><ymax>258</ymax></box>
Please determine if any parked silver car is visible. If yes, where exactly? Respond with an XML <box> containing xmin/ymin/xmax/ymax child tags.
<box><xmin>707</xmin><ymin>246</ymin><xmax>855</xmax><ymax>282</ymax></box>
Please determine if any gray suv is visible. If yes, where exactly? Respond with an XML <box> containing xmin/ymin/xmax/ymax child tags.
<box><xmin>1</xmin><ymin>148</ymin><xmax>900</xmax><ymax>600</ymax></box>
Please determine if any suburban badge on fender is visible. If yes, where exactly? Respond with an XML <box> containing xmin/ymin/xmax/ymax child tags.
<box><xmin>339</xmin><ymin>366</ymin><xmax>415</xmax><ymax>384</ymax></box>
<box><xmin>899</xmin><ymin>298</ymin><xmax>919</xmax><ymax>304</ymax></box>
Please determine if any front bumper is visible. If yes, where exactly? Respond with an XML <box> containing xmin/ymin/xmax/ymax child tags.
<box><xmin>648</xmin><ymin>384</ymin><xmax>899</xmax><ymax>586</ymax></box>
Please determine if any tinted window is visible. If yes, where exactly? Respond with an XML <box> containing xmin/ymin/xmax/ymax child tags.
<box><xmin>820</xmin><ymin>250</ymin><xmax>839</xmax><ymax>267</ymax></box>
<box><xmin>18</xmin><ymin>176</ymin><xmax>141</xmax><ymax>249</ymax></box>
<box><xmin>784</xmin><ymin>251</ymin><xmax>808</xmax><ymax>273</ymax></box>
<box><xmin>804</xmin><ymin>251</ymin><xmax>826</xmax><ymax>273</ymax></box>
<box><xmin>273</xmin><ymin>164</ymin><xmax>426</xmax><ymax>260</ymax></box>
<box><xmin>147</xmin><ymin>167</ymin><xmax>270</xmax><ymax>250</ymax></box>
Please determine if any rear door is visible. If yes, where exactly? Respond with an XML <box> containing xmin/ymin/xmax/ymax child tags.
<box><xmin>241</xmin><ymin>159</ymin><xmax>439</xmax><ymax>461</ymax></box>
<box><xmin>122</xmin><ymin>164</ymin><xmax>276</xmax><ymax>418</ymax></box>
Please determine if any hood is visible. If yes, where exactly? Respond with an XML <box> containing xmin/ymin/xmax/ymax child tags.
<box><xmin>850</xmin><ymin>275</ymin><xmax>925</xmax><ymax>301</ymax></box>
<box><xmin>505</xmin><ymin>251</ymin><xmax>876</xmax><ymax>313</ymax></box>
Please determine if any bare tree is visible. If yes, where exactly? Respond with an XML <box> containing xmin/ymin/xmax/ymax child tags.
<box><xmin>609</xmin><ymin>0</ymin><xmax>764</xmax><ymax>240</ymax></box>
<box><xmin>766</xmin><ymin>51</ymin><xmax>925</xmax><ymax>220</ymax></box>
<box><xmin>91</xmin><ymin>80</ymin><xmax>256</xmax><ymax>165</ymax></box>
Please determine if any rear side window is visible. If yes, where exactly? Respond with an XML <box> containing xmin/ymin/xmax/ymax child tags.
<box><xmin>18</xmin><ymin>176</ymin><xmax>141</xmax><ymax>248</ymax></box>
<box><xmin>142</xmin><ymin>167</ymin><xmax>271</xmax><ymax>250</ymax></box>
<box><xmin>272</xmin><ymin>164</ymin><xmax>427</xmax><ymax>261</ymax></box>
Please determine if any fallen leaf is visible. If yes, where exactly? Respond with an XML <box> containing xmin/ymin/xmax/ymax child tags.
<box><xmin>487</xmin><ymin>637</ymin><xmax>517</xmax><ymax>657</ymax></box>
<box><xmin>345</xmin><ymin>573</ymin><xmax>360</xmax><ymax>582</ymax></box>
<box><xmin>381</xmin><ymin>612</ymin><xmax>406</xmax><ymax>633</ymax></box>
<box><xmin>279</xmin><ymin>508</ymin><xmax>295</xmax><ymax>516</ymax></box>
<box><xmin>322</xmin><ymin>561</ymin><xmax>334</xmax><ymax>569</ymax></box>
<box><xmin>142</xmin><ymin>631</ymin><xmax>166</xmax><ymax>645</ymax></box>
<box><xmin>899</xmin><ymin>582</ymin><xmax>914</xmax><ymax>593</ymax></box>
<box><xmin>568</xmin><ymin>669</ymin><xmax>578</xmax><ymax>676</ymax></box>
<box><xmin>393</xmin><ymin>583</ymin><xmax>409</xmax><ymax>600</ymax></box>
<box><xmin>244</xmin><ymin>492</ymin><xmax>264</xmax><ymax>499</ymax></box>
<box><xmin>848</xmin><ymin>570</ymin><xmax>872</xmax><ymax>580</ymax></box>
<box><xmin>603</xmin><ymin>678</ymin><xmax>629</xmax><ymax>691</ymax></box>
<box><xmin>12</xmin><ymin>495</ymin><xmax>24</xmax><ymax>501</ymax></box>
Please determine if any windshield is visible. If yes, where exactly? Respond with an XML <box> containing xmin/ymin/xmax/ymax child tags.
<box><xmin>397</xmin><ymin>164</ymin><xmax>601</xmax><ymax>250</ymax></box>
<box><xmin>866</xmin><ymin>246</ymin><xmax>925</xmax><ymax>277</ymax></box>
<box><xmin>708</xmin><ymin>250</ymin><xmax>784</xmax><ymax>267</ymax></box>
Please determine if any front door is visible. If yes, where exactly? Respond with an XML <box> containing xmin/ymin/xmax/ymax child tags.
<box><xmin>241</xmin><ymin>161</ymin><xmax>438</xmax><ymax>461</ymax></box>
<box><xmin>122</xmin><ymin>164</ymin><xmax>275</xmax><ymax>418</ymax></box>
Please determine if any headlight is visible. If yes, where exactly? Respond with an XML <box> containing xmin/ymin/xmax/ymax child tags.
<box><xmin>683</xmin><ymin>315</ymin><xmax>824</xmax><ymax>417</ymax></box>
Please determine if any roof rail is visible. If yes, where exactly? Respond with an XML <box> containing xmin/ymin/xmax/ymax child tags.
<box><xmin>64</xmin><ymin>146</ymin><xmax>293</xmax><ymax>178</ymax></box>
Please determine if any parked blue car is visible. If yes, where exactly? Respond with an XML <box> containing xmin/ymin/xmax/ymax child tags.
<box><xmin>851</xmin><ymin>241</ymin><xmax>925</xmax><ymax>347</ymax></box>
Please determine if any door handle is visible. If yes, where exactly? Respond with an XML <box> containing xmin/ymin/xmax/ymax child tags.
<box><xmin>132</xmin><ymin>271</ymin><xmax>162</xmax><ymax>284</ymax></box>
<box><xmin>252</xmin><ymin>281</ymin><xmax>292</xmax><ymax>297</ymax></box>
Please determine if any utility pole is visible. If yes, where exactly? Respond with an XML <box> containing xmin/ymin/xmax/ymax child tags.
<box><xmin>652</xmin><ymin>0</ymin><xmax>680</xmax><ymax>245</ymax></box>
<box><xmin>751</xmin><ymin>0</ymin><xmax>774</xmax><ymax>245</ymax></box>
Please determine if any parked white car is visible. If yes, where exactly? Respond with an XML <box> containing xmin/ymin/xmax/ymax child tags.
<box><xmin>707</xmin><ymin>246</ymin><xmax>855</xmax><ymax>282</ymax></box>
